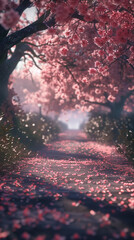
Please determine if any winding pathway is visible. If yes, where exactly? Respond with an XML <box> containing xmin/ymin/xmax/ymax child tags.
<box><xmin>0</xmin><ymin>130</ymin><xmax>134</xmax><ymax>240</ymax></box>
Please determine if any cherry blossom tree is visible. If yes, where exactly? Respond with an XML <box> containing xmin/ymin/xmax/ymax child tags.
<box><xmin>0</xmin><ymin>0</ymin><xmax>133</xmax><ymax>117</ymax></box>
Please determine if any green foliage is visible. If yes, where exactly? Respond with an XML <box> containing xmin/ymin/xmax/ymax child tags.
<box><xmin>116</xmin><ymin>115</ymin><xmax>134</xmax><ymax>162</ymax></box>
<box><xmin>57</xmin><ymin>120</ymin><xmax>68</xmax><ymax>132</ymax></box>
<box><xmin>0</xmin><ymin>94</ymin><xmax>60</xmax><ymax>172</ymax></box>
<box><xmin>84</xmin><ymin>113</ymin><xmax>134</xmax><ymax>162</ymax></box>
<box><xmin>16</xmin><ymin>113</ymin><xmax>60</xmax><ymax>149</ymax></box>
<box><xmin>0</xmin><ymin>112</ymin><xmax>29</xmax><ymax>173</ymax></box>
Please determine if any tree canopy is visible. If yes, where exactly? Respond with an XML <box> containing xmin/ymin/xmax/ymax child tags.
<box><xmin>0</xmin><ymin>0</ymin><xmax>134</xmax><ymax>116</ymax></box>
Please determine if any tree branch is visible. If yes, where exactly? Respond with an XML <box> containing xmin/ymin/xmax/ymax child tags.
<box><xmin>0</xmin><ymin>15</ymin><xmax>55</xmax><ymax>59</ymax></box>
<box><xmin>0</xmin><ymin>0</ymin><xmax>32</xmax><ymax>42</ymax></box>
<box><xmin>57</xmin><ymin>61</ymin><xmax>78</xmax><ymax>83</ymax></box>
<box><xmin>84</xmin><ymin>99</ymin><xmax>111</xmax><ymax>108</ymax></box>
<box><xmin>4</xmin><ymin>42</ymin><xmax>40</xmax><ymax>76</ymax></box>
<box><xmin>16</xmin><ymin>0</ymin><xmax>32</xmax><ymax>16</ymax></box>
<box><xmin>24</xmin><ymin>52</ymin><xmax>42</xmax><ymax>70</ymax></box>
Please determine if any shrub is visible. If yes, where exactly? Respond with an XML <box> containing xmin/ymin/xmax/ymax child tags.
<box><xmin>116</xmin><ymin>115</ymin><xmax>134</xmax><ymax>162</ymax></box>
<box><xmin>18</xmin><ymin>113</ymin><xmax>60</xmax><ymax>147</ymax></box>
<box><xmin>0</xmin><ymin>111</ymin><xmax>30</xmax><ymax>173</ymax></box>
<box><xmin>57</xmin><ymin>120</ymin><xmax>68</xmax><ymax>132</ymax></box>
<box><xmin>0</xmin><ymin>92</ymin><xmax>60</xmax><ymax>172</ymax></box>
<box><xmin>84</xmin><ymin>113</ymin><xmax>134</xmax><ymax>162</ymax></box>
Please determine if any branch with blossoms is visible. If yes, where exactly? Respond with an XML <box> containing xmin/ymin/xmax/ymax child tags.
<box><xmin>84</xmin><ymin>99</ymin><xmax>110</xmax><ymax>108</ymax></box>
<box><xmin>3</xmin><ymin>42</ymin><xmax>43</xmax><ymax>77</ymax></box>
<box><xmin>23</xmin><ymin>53</ymin><xmax>42</xmax><ymax>70</ymax></box>
<box><xmin>0</xmin><ymin>0</ymin><xmax>32</xmax><ymax>40</ymax></box>
<box><xmin>57</xmin><ymin>60</ymin><xmax>78</xmax><ymax>84</ymax></box>
<box><xmin>0</xmin><ymin>15</ymin><xmax>55</xmax><ymax>59</ymax></box>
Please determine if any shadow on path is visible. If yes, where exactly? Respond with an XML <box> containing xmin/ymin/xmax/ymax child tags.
<box><xmin>0</xmin><ymin>172</ymin><xmax>134</xmax><ymax>240</ymax></box>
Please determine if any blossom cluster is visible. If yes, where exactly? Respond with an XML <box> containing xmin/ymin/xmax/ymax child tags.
<box><xmin>0</xmin><ymin>0</ymin><xmax>19</xmax><ymax>29</ymax></box>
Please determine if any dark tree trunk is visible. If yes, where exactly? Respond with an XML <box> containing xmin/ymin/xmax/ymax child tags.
<box><xmin>0</xmin><ymin>42</ymin><xmax>35</xmax><ymax>106</ymax></box>
<box><xmin>0</xmin><ymin>77</ymin><xmax>9</xmax><ymax>105</ymax></box>
<box><xmin>109</xmin><ymin>92</ymin><xmax>134</xmax><ymax>119</ymax></box>
<box><xmin>109</xmin><ymin>103</ymin><xmax>124</xmax><ymax>119</ymax></box>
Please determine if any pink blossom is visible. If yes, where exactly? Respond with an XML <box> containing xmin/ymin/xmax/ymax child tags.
<box><xmin>0</xmin><ymin>0</ymin><xmax>7</xmax><ymax>11</ymax></box>
<box><xmin>95</xmin><ymin>61</ymin><xmax>101</xmax><ymax>68</ymax></box>
<box><xmin>108</xmin><ymin>95</ymin><xmax>116</xmax><ymax>102</ymax></box>
<box><xmin>53</xmin><ymin>234</ymin><xmax>66</xmax><ymax>240</ymax></box>
<box><xmin>94</xmin><ymin>37</ymin><xmax>107</xmax><ymax>48</ymax></box>
<box><xmin>96</xmin><ymin>5</ymin><xmax>106</xmax><ymax>12</ymax></box>
<box><xmin>34</xmin><ymin>236</ymin><xmax>46</xmax><ymax>240</ymax></box>
<box><xmin>55</xmin><ymin>3</ymin><xmax>70</xmax><ymax>23</ymax></box>
<box><xmin>21</xmin><ymin>232</ymin><xmax>30</xmax><ymax>240</ymax></box>
<box><xmin>82</xmin><ymin>78</ymin><xmax>88</xmax><ymax>83</ymax></box>
<box><xmin>48</xmin><ymin>28</ymin><xmax>56</xmax><ymax>35</ymax></box>
<box><xmin>128</xmin><ymin>198</ymin><xmax>134</xmax><ymax>209</ymax></box>
<box><xmin>106</xmin><ymin>55</ymin><xmax>114</xmax><ymax>62</ymax></box>
<box><xmin>116</xmin><ymin>28</ymin><xmax>128</xmax><ymax>44</ymax></box>
<box><xmin>72</xmin><ymin>233</ymin><xmax>80</xmax><ymax>239</ymax></box>
<box><xmin>73</xmin><ymin>34</ymin><xmax>79</xmax><ymax>42</ymax></box>
<box><xmin>68</xmin><ymin>38</ymin><xmax>74</xmax><ymax>45</ymax></box>
<box><xmin>77</xmin><ymin>3</ymin><xmax>88</xmax><ymax>15</ymax></box>
<box><xmin>88</xmin><ymin>68</ymin><xmax>97</xmax><ymax>75</ymax></box>
<box><xmin>2</xmin><ymin>9</ymin><xmax>19</xmax><ymax>29</ymax></box>
<box><xmin>84</xmin><ymin>14</ymin><xmax>94</xmax><ymax>22</ymax></box>
<box><xmin>68</xmin><ymin>0</ymin><xmax>79</xmax><ymax>8</ymax></box>
<box><xmin>81</xmin><ymin>39</ymin><xmax>88</xmax><ymax>47</ymax></box>
<box><xmin>60</xmin><ymin>47</ymin><xmax>68</xmax><ymax>56</ymax></box>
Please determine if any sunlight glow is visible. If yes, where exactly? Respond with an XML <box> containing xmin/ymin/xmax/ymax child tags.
<box><xmin>58</xmin><ymin>110</ymin><xmax>88</xmax><ymax>130</ymax></box>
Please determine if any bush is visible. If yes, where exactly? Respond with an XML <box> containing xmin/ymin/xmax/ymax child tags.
<box><xmin>57</xmin><ymin>120</ymin><xmax>68</xmax><ymax>132</ymax></box>
<box><xmin>0</xmin><ymin>111</ymin><xmax>30</xmax><ymax>173</ymax></box>
<box><xmin>18</xmin><ymin>113</ymin><xmax>60</xmax><ymax>148</ymax></box>
<box><xmin>84</xmin><ymin>113</ymin><xmax>134</xmax><ymax>162</ymax></box>
<box><xmin>116</xmin><ymin>115</ymin><xmax>134</xmax><ymax>162</ymax></box>
<box><xmin>0</xmin><ymin>93</ymin><xmax>60</xmax><ymax>172</ymax></box>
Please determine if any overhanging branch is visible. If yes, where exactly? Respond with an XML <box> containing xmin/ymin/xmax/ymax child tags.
<box><xmin>0</xmin><ymin>15</ymin><xmax>55</xmax><ymax>59</ymax></box>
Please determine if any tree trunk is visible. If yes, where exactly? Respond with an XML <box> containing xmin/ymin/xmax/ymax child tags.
<box><xmin>0</xmin><ymin>78</ymin><xmax>9</xmax><ymax>106</ymax></box>
<box><xmin>0</xmin><ymin>42</ymin><xmax>34</xmax><ymax>106</ymax></box>
<box><xmin>109</xmin><ymin>103</ymin><xmax>123</xmax><ymax>119</ymax></box>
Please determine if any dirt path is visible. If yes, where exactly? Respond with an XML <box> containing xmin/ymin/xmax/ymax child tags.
<box><xmin>0</xmin><ymin>131</ymin><xmax>134</xmax><ymax>240</ymax></box>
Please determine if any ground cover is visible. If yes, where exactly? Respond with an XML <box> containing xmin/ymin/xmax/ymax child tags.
<box><xmin>0</xmin><ymin>131</ymin><xmax>134</xmax><ymax>240</ymax></box>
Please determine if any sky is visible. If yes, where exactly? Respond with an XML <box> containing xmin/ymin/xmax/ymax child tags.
<box><xmin>58</xmin><ymin>110</ymin><xmax>88</xmax><ymax>129</ymax></box>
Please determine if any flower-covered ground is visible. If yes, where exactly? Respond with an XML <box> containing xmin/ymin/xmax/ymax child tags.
<box><xmin>0</xmin><ymin>130</ymin><xmax>134</xmax><ymax>240</ymax></box>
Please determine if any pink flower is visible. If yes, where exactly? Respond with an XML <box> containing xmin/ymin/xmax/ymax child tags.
<box><xmin>94</xmin><ymin>37</ymin><xmax>107</xmax><ymax>48</ymax></box>
<box><xmin>35</xmin><ymin>236</ymin><xmax>46</xmax><ymax>240</ymax></box>
<box><xmin>68</xmin><ymin>0</ymin><xmax>79</xmax><ymax>8</ymax></box>
<box><xmin>116</xmin><ymin>28</ymin><xmax>128</xmax><ymax>44</ymax></box>
<box><xmin>81</xmin><ymin>39</ymin><xmax>88</xmax><ymax>47</ymax></box>
<box><xmin>106</xmin><ymin>55</ymin><xmax>114</xmax><ymax>62</ymax></box>
<box><xmin>2</xmin><ymin>9</ymin><xmax>19</xmax><ymax>29</ymax></box>
<box><xmin>108</xmin><ymin>95</ymin><xmax>116</xmax><ymax>102</ymax></box>
<box><xmin>96</xmin><ymin>5</ymin><xmax>106</xmax><ymax>12</ymax></box>
<box><xmin>78</xmin><ymin>3</ymin><xmax>88</xmax><ymax>15</ymax></box>
<box><xmin>84</xmin><ymin>14</ymin><xmax>94</xmax><ymax>22</ymax></box>
<box><xmin>21</xmin><ymin>232</ymin><xmax>30</xmax><ymax>240</ymax></box>
<box><xmin>73</xmin><ymin>34</ymin><xmax>79</xmax><ymax>41</ymax></box>
<box><xmin>48</xmin><ymin>27</ymin><xmax>56</xmax><ymax>35</ymax></box>
<box><xmin>68</xmin><ymin>38</ymin><xmax>74</xmax><ymax>45</ymax></box>
<box><xmin>128</xmin><ymin>55</ymin><xmax>134</xmax><ymax>66</ymax></box>
<box><xmin>88</xmin><ymin>68</ymin><xmax>97</xmax><ymax>75</ymax></box>
<box><xmin>82</xmin><ymin>78</ymin><xmax>88</xmax><ymax>83</ymax></box>
<box><xmin>95</xmin><ymin>61</ymin><xmax>101</xmax><ymax>68</ymax></box>
<box><xmin>60</xmin><ymin>47</ymin><xmax>68</xmax><ymax>56</ymax></box>
<box><xmin>53</xmin><ymin>234</ymin><xmax>66</xmax><ymax>240</ymax></box>
<box><xmin>72</xmin><ymin>233</ymin><xmax>80</xmax><ymax>239</ymax></box>
<box><xmin>55</xmin><ymin>3</ymin><xmax>70</xmax><ymax>23</ymax></box>
<box><xmin>0</xmin><ymin>0</ymin><xmax>7</xmax><ymax>10</ymax></box>
<box><xmin>128</xmin><ymin>198</ymin><xmax>134</xmax><ymax>209</ymax></box>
